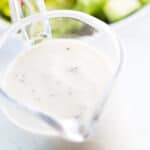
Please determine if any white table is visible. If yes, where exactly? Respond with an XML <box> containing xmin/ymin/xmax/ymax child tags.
<box><xmin>113</xmin><ymin>6</ymin><xmax>150</xmax><ymax>149</ymax></box>
<box><xmin>0</xmin><ymin>7</ymin><xmax>150</xmax><ymax>150</ymax></box>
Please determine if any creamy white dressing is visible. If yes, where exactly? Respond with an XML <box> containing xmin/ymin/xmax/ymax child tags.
<box><xmin>2</xmin><ymin>39</ymin><xmax>112</xmax><ymax>137</ymax></box>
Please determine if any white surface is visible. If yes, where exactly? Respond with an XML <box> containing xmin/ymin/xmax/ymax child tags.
<box><xmin>0</xmin><ymin>6</ymin><xmax>150</xmax><ymax>149</ymax></box>
<box><xmin>112</xmin><ymin>5</ymin><xmax>150</xmax><ymax>149</ymax></box>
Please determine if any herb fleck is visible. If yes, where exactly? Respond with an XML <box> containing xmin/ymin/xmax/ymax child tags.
<box><xmin>66</xmin><ymin>47</ymin><xmax>70</xmax><ymax>51</ymax></box>
<box><xmin>35</xmin><ymin>97</ymin><xmax>41</xmax><ymax>101</ymax></box>
<box><xmin>50</xmin><ymin>94</ymin><xmax>55</xmax><ymax>97</ymax></box>
<box><xmin>31</xmin><ymin>89</ymin><xmax>35</xmax><ymax>93</ymax></box>
<box><xmin>19</xmin><ymin>79</ymin><xmax>24</xmax><ymax>83</ymax></box>
<box><xmin>15</xmin><ymin>74</ymin><xmax>18</xmax><ymax>78</ymax></box>
<box><xmin>21</xmin><ymin>74</ymin><xmax>25</xmax><ymax>78</ymax></box>
<box><xmin>18</xmin><ymin>147</ymin><xmax>23</xmax><ymax>150</ymax></box>
<box><xmin>68</xmin><ymin>91</ymin><xmax>72</xmax><ymax>96</ymax></box>
<box><xmin>69</xmin><ymin>66</ymin><xmax>79</xmax><ymax>73</ymax></box>
<box><xmin>56</xmin><ymin>81</ymin><xmax>61</xmax><ymax>85</ymax></box>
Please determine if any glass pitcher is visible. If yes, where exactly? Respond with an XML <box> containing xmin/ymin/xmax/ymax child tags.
<box><xmin>0</xmin><ymin>3</ymin><xmax>123</xmax><ymax>142</ymax></box>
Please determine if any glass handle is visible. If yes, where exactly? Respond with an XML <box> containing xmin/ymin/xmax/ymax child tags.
<box><xmin>9</xmin><ymin>0</ymin><xmax>22</xmax><ymax>22</ymax></box>
<box><xmin>9</xmin><ymin>0</ymin><xmax>51</xmax><ymax>41</ymax></box>
<box><xmin>9</xmin><ymin>0</ymin><xmax>46</xmax><ymax>21</ymax></box>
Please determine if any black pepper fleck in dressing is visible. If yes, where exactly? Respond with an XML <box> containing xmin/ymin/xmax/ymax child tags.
<box><xmin>68</xmin><ymin>91</ymin><xmax>73</xmax><ymax>96</ymax></box>
<box><xmin>56</xmin><ymin>80</ymin><xmax>61</xmax><ymax>85</ymax></box>
<box><xmin>16</xmin><ymin>73</ymin><xmax>26</xmax><ymax>83</ymax></box>
<box><xmin>18</xmin><ymin>78</ymin><xmax>25</xmax><ymax>83</ymax></box>
<box><xmin>35</xmin><ymin>97</ymin><xmax>41</xmax><ymax>102</ymax></box>
<box><xmin>21</xmin><ymin>73</ymin><xmax>25</xmax><ymax>78</ymax></box>
<box><xmin>15</xmin><ymin>74</ymin><xmax>18</xmax><ymax>78</ymax></box>
<box><xmin>31</xmin><ymin>89</ymin><xmax>36</xmax><ymax>93</ymax></box>
<box><xmin>50</xmin><ymin>93</ymin><xmax>55</xmax><ymax>97</ymax></box>
<box><xmin>66</xmin><ymin>47</ymin><xmax>70</xmax><ymax>51</ymax></box>
<box><xmin>69</xmin><ymin>66</ymin><xmax>79</xmax><ymax>73</ymax></box>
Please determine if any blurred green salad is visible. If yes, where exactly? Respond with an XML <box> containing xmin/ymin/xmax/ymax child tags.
<box><xmin>0</xmin><ymin>0</ymin><xmax>150</xmax><ymax>23</ymax></box>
